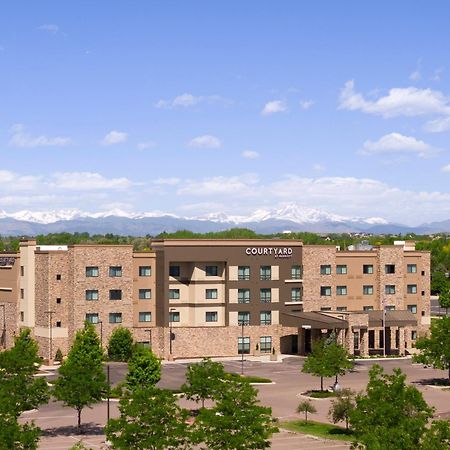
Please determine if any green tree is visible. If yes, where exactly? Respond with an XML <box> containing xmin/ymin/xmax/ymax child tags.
<box><xmin>105</xmin><ymin>386</ymin><xmax>191</xmax><ymax>450</ymax></box>
<box><xmin>421</xmin><ymin>420</ymin><xmax>450</xmax><ymax>450</ymax></box>
<box><xmin>53</xmin><ymin>322</ymin><xmax>107</xmax><ymax>428</ymax></box>
<box><xmin>182</xmin><ymin>358</ymin><xmax>226</xmax><ymax>408</ymax></box>
<box><xmin>126</xmin><ymin>344</ymin><xmax>161</xmax><ymax>391</ymax></box>
<box><xmin>296</xmin><ymin>400</ymin><xmax>316</xmax><ymax>424</ymax></box>
<box><xmin>194</xmin><ymin>379</ymin><xmax>278</xmax><ymax>450</ymax></box>
<box><xmin>438</xmin><ymin>281</ymin><xmax>450</xmax><ymax>313</ymax></box>
<box><xmin>0</xmin><ymin>329</ymin><xmax>49</xmax><ymax>449</ymax></box>
<box><xmin>349</xmin><ymin>365</ymin><xmax>433</xmax><ymax>449</ymax></box>
<box><xmin>107</xmin><ymin>327</ymin><xmax>134</xmax><ymax>361</ymax></box>
<box><xmin>302</xmin><ymin>337</ymin><xmax>352</xmax><ymax>391</ymax></box>
<box><xmin>414</xmin><ymin>316</ymin><xmax>450</xmax><ymax>381</ymax></box>
<box><xmin>328</xmin><ymin>388</ymin><xmax>355</xmax><ymax>431</ymax></box>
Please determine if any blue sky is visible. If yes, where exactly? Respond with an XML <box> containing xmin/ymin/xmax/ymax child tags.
<box><xmin>1</xmin><ymin>1</ymin><xmax>450</xmax><ymax>225</ymax></box>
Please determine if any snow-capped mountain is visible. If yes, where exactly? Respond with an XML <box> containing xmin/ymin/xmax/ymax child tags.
<box><xmin>0</xmin><ymin>204</ymin><xmax>448</xmax><ymax>236</ymax></box>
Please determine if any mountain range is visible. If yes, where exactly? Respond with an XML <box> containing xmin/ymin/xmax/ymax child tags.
<box><xmin>0</xmin><ymin>204</ymin><xmax>449</xmax><ymax>236</ymax></box>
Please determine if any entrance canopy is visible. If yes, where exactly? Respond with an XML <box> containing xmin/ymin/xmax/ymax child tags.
<box><xmin>366</xmin><ymin>310</ymin><xmax>417</xmax><ymax>327</ymax></box>
<box><xmin>281</xmin><ymin>311</ymin><xmax>349</xmax><ymax>330</ymax></box>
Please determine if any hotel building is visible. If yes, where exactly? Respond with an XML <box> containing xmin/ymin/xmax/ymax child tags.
<box><xmin>0</xmin><ymin>239</ymin><xmax>430</xmax><ymax>360</ymax></box>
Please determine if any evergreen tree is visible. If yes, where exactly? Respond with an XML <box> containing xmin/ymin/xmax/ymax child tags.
<box><xmin>107</xmin><ymin>327</ymin><xmax>134</xmax><ymax>361</ymax></box>
<box><xmin>53</xmin><ymin>322</ymin><xmax>107</xmax><ymax>428</ymax></box>
<box><xmin>126</xmin><ymin>344</ymin><xmax>161</xmax><ymax>391</ymax></box>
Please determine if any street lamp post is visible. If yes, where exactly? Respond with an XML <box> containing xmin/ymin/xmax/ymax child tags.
<box><xmin>96</xmin><ymin>320</ymin><xmax>103</xmax><ymax>349</ymax></box>
<box><xmin>0</xmin><ymin>304</ymin><xmax>6</xmax><ymax>349</ymax></box>
<box><xmin>45</xmin><ymin>310</ymin><xmax>55</xmax><ymax>363</ymax></box>
<box><xmin>240</xmin><ymin>320</ymin><xmax>246</xmax><ymax>375</ymax></box>
<box><xmin>169</xmin><ymin>308</ymin><xmax>176</xmax><ymax>356</ymax></box>
<box><xmin>144</xmin><ymin>328</ymin><xmax>152</xmax><ymax>349</ymax></box>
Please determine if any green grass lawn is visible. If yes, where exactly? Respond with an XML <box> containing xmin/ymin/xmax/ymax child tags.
<box><xmin>306</xmin><ymin>390</ymin><xmax>336</xmax><ymax>398</ymax></box>
<box><xmin>281</xmin><ymin>420</ymin><xmax>354</xmax><ymax>442</ymax></box>
<box><xmin>226</xmin><ymin>372</ymin><xmax>272</xmax><ymax>383</ymax></box>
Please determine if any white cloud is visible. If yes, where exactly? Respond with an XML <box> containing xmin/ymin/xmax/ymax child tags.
<box><xmin>442</xmin><ymin>164</ymin><xmax>450</xmax><ymax>173</ymax></box>
<box><xmin>177</xmin><ymin>174</ymin><xmax>259</xmax><ymax>196</ymax></box>
<box><xmin>155</xmin><ymin>93</ymin><xmax>230</xmax><ymax>109</ymax></box>
<box><xmin>188</xmin><ymin>135</ymin><xmax>222</xmax><ymax>149</ymax></box>
<box><xmin>241</xmin><ymin>150</ymin><xmax>260</xmax><ymax>159</ymax></box>
<box><xmin>51</xmin><ymin>172</ymin><xmax>132</xmax><ymax>190</ymax></box>
<box><xmin>359</xmin><ymin>132</ymin><xmax>438</xmax><ymax>158</ymax></box>
<box><xmin>0</xmin><ymin>170</ymin><xmax>41</xmax><ymax>190</ymax></box>
<box><xmin>137</xmin><ymin>141</ymin><xmax>156</xmax><ymax>151</ymax></box>
<box><xmin>313</xmin><ymin>164</ymin><xmax>325</xmax><ymax>172</ymax></box>
<box><xmin>300</xmin><ymin>99</ymin><xmax>314</xmax><ymax>110</ymax></box>
<box><xmin>338</xmin><ymin>80</ymin><xmax>450</xmax><ymax>118</ymax></box>
<box><xmin>101</xmin><ymin>130</ymin><xmax>128</xmax><ymax>146</ymax></box>
<box><xmin>424</xmin><ymin>116</ymin><xmax>450</xmax><ymax>133</ymax></box>
<box><xmin>38</xmin><ymin>24</ymin><xmax>59</xmax><ymax>33</ymax></box>
<box><xmin>261</xmin><ymin>100</ymin><xmax>287</xmax><ymax>116</ymax></box>
<box><xmin>8</xmin><ymin>124</ymin><xmax>71</xmax><ymax>148</ymax></box>
<box><xmin>409</xmin><ymin>70</ymin><xmax>421</xmax><ymax>81</ymax></box>
<box><xmin>153</xmin><ymin>177</ymin><xmax>181</xmax><ymax>185</ymax></box>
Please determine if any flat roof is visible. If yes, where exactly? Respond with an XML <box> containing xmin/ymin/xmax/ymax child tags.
<box><xmin>281</xmin><ymin>311</ymin><xmax>349</xmax><ymax>329</ymax></box>
<box><xmin>151</xmin><ymin>239</ymin><xmax>303</xmax><ymax>247</ymax></box>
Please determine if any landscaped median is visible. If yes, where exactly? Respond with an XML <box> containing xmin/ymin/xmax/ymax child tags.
<box><xmin>281</xmin><ymin>420</ymin><xmax>353</xmax><ymax>442</ymax></box>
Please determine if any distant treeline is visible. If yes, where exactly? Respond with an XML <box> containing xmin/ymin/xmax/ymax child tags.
<box><xmin>0</xmin><ymin>229</ymin><xmax>448</xmax><ymax>293</ymax></box>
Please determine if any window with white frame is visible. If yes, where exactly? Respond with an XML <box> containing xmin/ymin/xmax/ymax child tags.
<box><xmin>320</xmin><ymin>286</ymin><xmax>332</xmax><ymax>296</ymax></box>
<box><xmin>169</xmin><ymin>289</ymin><xmax>180</xmax><ymax>299</ymax></box>
<box><xmin>238</xmin><ymin>336</ymin><xmax>250</xmax><ymax>354</ymax></box>
<box><xmin>260</xmin><ymin>266</ymin><xmax>271</xmax><ymax>280</ymax></box>
<box><xmin>336</xmin><ymin>265</ymin><xmax>347</xmax><ymax>274</ymax></box>
<box><xmin>139</xmin><ymin>266</ymin><xmax>151</xmax><ymax>276</ymax></box>
<box><xmin>205</xmin><ymin>289</ymin><xmax>218</xmax><ymax>299</ymax></box>
<box><xmin>407</xmin><ymin>284</ymin><xmax>417</xmax><ymax>294</ymax></box>
<box><xmin>238</xmin><ymin>311</ymin><xmax>250</xmax><ymax>325</ymax></box>
<box><xmin>407</xmin><ymin>304</ymin><xmax>417</xmax><ymax>314</ymax></box>
<box><xmin>85</xmin><ymin>290</ymin><xmax>99</xmax><ymax>301</ymax></box>
<box><xmin>138</xmin><ymin>312</ymin><xmax>152</xmax><ymax>322</ymax></box>
<box><xmin>260</xmin><ymin>288</ymin><xmax>271</xmax><ymax>303</ymax></box>
<box><xmin>407</xmin><ymin>264</ymin><xmax>417</xmax><ymax>273</ymax></box>
<box><xmin>363</xmin><ymin>285</ymin><xmax>374</xmax><ymax>295</ymax></box>
<box><xmin>291</xmin><ymin>265</ymin><xmax>302</xmax><ymax>279</ymax></box>
<box><xmin>109</xmin><ymin>266</ymin><xmax>122</xmax><ymax>277</ymax></box>
<box><xmin>260</xmin><ymin>311</ymin><xmax>272</xmax><ymax>325</ymax></box>
<box><xmin>260</xmin><ymin>336</ymin><xmax>272</xmax><ymax>353</ymax></box>
<box><xmin>139</xmin><ymin>289</ymin><xmax>151</xmax><ymax>300</ymax></box>
<box><xmin>86</xmin><ymin>266</ymin><xmax>99</xmax><ymax>277</ymax></box>
<box><xmin>205</xmin><ymin>311</ymin><xmax>218</xmax><ymax>322</ymax></box>
<box><xmin>109</xmin><ymin>312</ymin><xmax>122</xmax><ymax>323</ymax></box>
<box><xmin>169</xmin><ymin>311</ymin><xmax>180</xmax><ymax>322</ymax></box>
<box><xmin>320</xmin><ymin>265</ymin><xmax>331</xmax><ymax>275</ymax></box>
<box><xmin>385</xmin><ymin>285</ymin><xmax>396</xmax><ymax>295</ymax></box>
<box><xmin>238</xmin><ymin>266</ymin><xmax>250</xmax><ymax>280</ymax></box>
<box><xmin>336</xmin><ymin>286</ymin><xmax>347</xmax><ymax>296</ymax></box>
<box><xmin>85</xmin><ymin>313</ymin><xmax>99</xmax><ymax>324</ymax></box>
<box><xmin>291</xmin><ymin>287</ymin><xmax>302</xmax><ymax>302</ymax></box>
<box><xmin>363</xmin><ymin>264</ymin><xmax>373</xmax><ymax>274</ymax></box>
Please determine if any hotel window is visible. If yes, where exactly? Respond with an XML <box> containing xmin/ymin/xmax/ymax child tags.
<box><xmin>56</xmin><ymin>274</ymin><xmax>61</xmax><ymax>281</ymax></box>
<box><xmin>205</xmin><ymin>311</ymin><xmax>218</xmax><ymax>322</ymax></box>
<box><xmin>320</xmin><ymin>286</ymin><xmax>331</xmax><ymax>296</ymax></box>
<box><xmin>407</xmin><ymin>264</ymin><xmax>417</xmax><ymax>273</ymax></box>
<box><xmin>363</xmin><ymin>306</ymin><xmax>373</xmax><ymax>311</ymax></box>
<box><xmin>238</xmin><ymin>266</ymin><xmax>250</xmax><ymax>280</ymax></box>
<box><xmin>336</xmin><ymin>265</ymin><xmax>347</xmax><ymax>274</ymax></box>
<box><xmin>385</xmin><ymin>285</ymin><xmax>395</xmax><ymax>295</ymax></box>
<box><xmin>407</xmin><ymin>284</ymin><xmax>417</xmax><ymax>294</ymax></box>
<box><xmin>291</xmin><ymin>287</ymin><xmax>302</xmax><ymax>302</ymax></box>
<box><xmin>86</xmin><ymin>266</ymin><xmax>99</xmax><ymax>277</ymax></box>
<box><xmin>205</xmin><ymin>265</ymin><xmax>218</xmax><ymax>277</ymax></box>
<box><xmin>260</xmin><ymin>266</ymin><xmax>271</xmax><ymax>280</ymax></box>
<box><xmin>260</xmin><ymin>311</ymin><xmax>272</xmax><ymax>325</ymax></box>
<box><xmin>139</xmin><ymin>289</ymin><xmax>151</xmax><ymax>300</ymax></box>
<box><xmin>139</xmin><ymin>266</ymin><xmax>151</xmax><ymax>277</ymax></box>
<box><xmin>169</xmin><ymin>265</ymin><xmax>180</xmax><ymax>277</ymax></box>
<box><xmin>363</xmin><ymin>264</ymin><xmax>373</xmax><ymax>274</ymax></box>
<box><xmin>85</xmin><ymin>290</ymin><xmax>99</xmax><ymax>301</ymax></box>
<box><xmin>139</xmin><ymin>312</ymin><xmax>152</xmax><ymax>322</ymax></box>
<box><xmin>109</xmin><ymin>289</ymin><xmax>122</xmax><ymax>300</ymax></box>
<box><xmin>238</xmin><ymin>311</ymin><xmax>250</xmax><ymax>325</ymax></box>
<box><xmin>169</xmin><ymin>311</ymin><xmax>180</xmax><ymax>322</ymax></box>
<box><xmin>260</xmin><ymin>336</ymin><xmax>272</xmax><ymax>353</ymax></box>
<box><xmin>238</xmin><ymin>289</ymin><xmax>250</xmax><ymax>304</ymax></box>
<box><xmin>20</xmin><ymin>266</ymin><xmax>24</xmax><ymax>276</ymax></box>
<box><xmin>238</xmin><ymin>336</ymin><xmax>250</xmax><ymax>355</ymax></box>
<box><xmin>20</xmin><ymin>312</ymin><xmax>24</xmax><ymax>321</ymax></box>
<box><xmin>56</xmin><ymin>297</ymin><xmax>61</xmax><ymax>304</ymax></box>
<box><xmin>385</xmin><ymin>264</ymin><xmax>395</xmax><ymax>274</ymax></box>
<box><xmin>260</xmin><ymin>288</ymin><xmax>271</xmax><ymax>303</ymax></box>
<box><xmin>291</xmin><ymin>265</ymin><xmax>302</xmax><ymax>279</ymax></box>
<box><xmin>206</xmin><ymin>289</ymin><xmax>218</xmax><ymax>299</ymax></box>
<box><xmin>386</xmin><ymin>305</ymin><xmax>396</xmax><ymax>311</ymax></box>
<box><xmin>56</xmin><ymin>321</ymin><xmax>61</xmax><ymax>328</ymax></box>
<box><xmin>337</xmin><ymin>306</ymin><xmax>347</xmax><ymax>312</ymax></box>
<box><xmin>320</xmin><ymin>265</ymin><xmax>331</xmax><ymax>275</ymax></box>
<box><xmin>169</xmin><ymin>289</ymin><xmax>180</xmax><ymax>300</ymax></box>
<box><xmin>407</xmin><ymin>304</ymin><xmax>417</xmax><ymax>314</ymax></box>
<box><xmin>363</xmin><ymin>285</ymin><xmax>374</xmax><ymax>295</ymax></box>
<box><xmin>336</xmin><ymin>286</ymin><xmax>347</xmax><ymax>296</ymax></box>
<box><xmin>321</xmin><ymin>307</ymin><xmax>332</xmax><ymax>312</ymax></box>
<box><xmin>86</xmin><ymin>313</ymin><xmax>99</xmax><ymax>324</ymax></box>
<box><xmin>109</xmin><ymin>266</ymin><xmax>122</xmax><ymax>277</ymax></box>
<box><xmin>411</xmin><ymin>330</ymin><xmax>417</xmax><ymax>340</ymax></box>
<box><xmin>20</xmin><ymin>288</ymin><xmax>24</xmax><ymax>299</ymax></box>
<box><xmin>109</xmin><ymin>313</ymin><xmax>122</xmax><ymax>324</ymax></box>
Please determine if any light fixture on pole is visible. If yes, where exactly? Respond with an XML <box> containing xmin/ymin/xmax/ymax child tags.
<box><xmin>144</xmin><ymin>328</ymin><xmax>152</xmax><ymax>349</ymax></box>
<box><xmin>45</xmin><ymin>310</ymin><xmax>55</xmax><ymax>363</ymax></box>
<box><xmin>169</xmin><ymin>308</ymin><xmax>176</xmax><ymax>356</ymax></box>
<box><xmin>0</xmin><ymin>304</ymin><xmax>6</xmax><ymax>349</ymax></box>
<box><xmin>240</xmin><ymin>319</ymin><xmax>248</xmax><ymax>375</ymax></box>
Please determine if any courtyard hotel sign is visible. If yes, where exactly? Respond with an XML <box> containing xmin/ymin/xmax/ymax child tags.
<box><xmin>245</xmin><ymin>247</ymin><xmax>293</xmax><ymax>258</ymax></box>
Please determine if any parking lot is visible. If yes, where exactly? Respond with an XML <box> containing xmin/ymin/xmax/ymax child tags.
<box><xmin>26</xmin><ymin>356</ymin><xmax>449</xmax><ymax>449</ymax></box>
